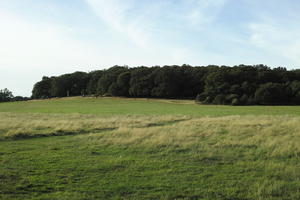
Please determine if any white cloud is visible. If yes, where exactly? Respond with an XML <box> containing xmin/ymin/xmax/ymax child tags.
<box><xmin>84</xmin><ymin>0</ymin><xmax>152</xmax><ymax>47</ymax></box>
<box><xmin>83</xmin><ymin>0</ymin><xmax>211</xmax><ymax>65</ymax></box>
<box><xmin>84</xmin><ymin>0</ymin><xmax>228</xmax><ymax>46</ymax></box>
<box><xmin>185</xmin><ymin>0</ymin><xmax>227</xmax><ymax>27</ymax></box>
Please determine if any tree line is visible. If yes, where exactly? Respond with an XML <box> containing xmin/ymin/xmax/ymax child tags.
<box><xmin>0</xmin><ymin>88</ymin><xmax>29</xmax><ymax>103</ymax></box>
<box><xmin>32</xmin><ymin>64</ymin><xmax>300</xmax><ymax>105</ymax></box>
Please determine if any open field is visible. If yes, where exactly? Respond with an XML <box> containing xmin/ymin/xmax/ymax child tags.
<box><xmin>1</xmin><ymin>97</ymin><xmax>300</xmax><ymax>116</ymax></box>
<box><xmin>1</xmin><ymin>97</ymin><xmax>300</xmax><ymax>199</ymax></box>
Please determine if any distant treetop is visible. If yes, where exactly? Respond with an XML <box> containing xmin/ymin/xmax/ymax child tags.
<box><xmin>32</xmin><ymin>65</ymin><xmax>300</xmax><ymax>105</ymax></box>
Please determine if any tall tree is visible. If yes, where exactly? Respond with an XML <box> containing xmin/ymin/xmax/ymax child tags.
<box><xmin>0</xmin><ymin>88</ymin><xmax>13</xmax><ymax>102</ymax></box>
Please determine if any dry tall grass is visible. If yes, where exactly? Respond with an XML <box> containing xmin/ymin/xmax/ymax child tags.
<box><xmin>0</xmin><ymin>113</ymin><xmax>189</xmax><ymax>139</ymax></box>
<box><xmin>2</xmin><ymin>112</ymin><xmax>300</xmax><ymax>198</ymax></box>
<box><xmin>81</xmin><ymin>115</ymin><xmax>300</xmax><ymax>158</ymax></box>
<box><xmin>1</xmin><ymin>112</ymin><xmax>300</xmax><ymax>159</ymax></box>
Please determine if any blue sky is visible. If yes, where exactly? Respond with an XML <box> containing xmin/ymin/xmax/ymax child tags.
<box><xmin>1</xmin><ymin>0</ymin><xmax>300</xmax><ymax>96</ymax></box>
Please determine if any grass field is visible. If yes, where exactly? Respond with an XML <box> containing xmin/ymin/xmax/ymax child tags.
<box><xmin>1</xmin><ymin>97</ymin><xmax>300</xmax><ymax>199</ymax></box>
<box><xmin>1</xmin><ymin>97</ymin><xmax>300</xmax><ymax>116</ymax></box>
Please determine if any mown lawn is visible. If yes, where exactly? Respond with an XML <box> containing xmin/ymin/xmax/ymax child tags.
<box><xmin>1</xmin><ymin>98</ymin><xmax>300</xmax><ymax>199</ymax></box>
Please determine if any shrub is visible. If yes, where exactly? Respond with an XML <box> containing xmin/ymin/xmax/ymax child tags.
<box><xmin>225</xmin><ymin>94</ymin><xmax>239</xmax><ymax>104</ymax></box>
<box><xmin>0</xmin><ymin>88</ymin><xmax>13</xmax><ymax>102</ymax></box>
<box><xmin>213</xmin><ymin>94</ymin><xmax>226</xmax><ymax>105</ymax></box>
<box><xmin>231</xmin><ymin>98</ymin><xmax>240</xmax><ymax>106</ymax></box>
<box><xmin>255</xmin><ymin>83</ymin><xmax>289</xmax><ymax>105</ymax></box>
<box><xmin>195</xmin><ymin>93</ymin><xmax>207</xmax><ymax>103</ymax></box>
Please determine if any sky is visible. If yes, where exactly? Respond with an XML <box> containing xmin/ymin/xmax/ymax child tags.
<box><xmin>1</xmin><ymin>0</ymin><xmax>300</xmax><ymax>96</ymax></box>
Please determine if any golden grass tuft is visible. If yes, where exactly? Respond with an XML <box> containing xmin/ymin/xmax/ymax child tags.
<box><xmin>1</xmin><ymin>112</ymin><xmax>300</xmax><ymax>158</ymax></box>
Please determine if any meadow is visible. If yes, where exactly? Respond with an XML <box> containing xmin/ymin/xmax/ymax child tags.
<box><xmin>1</xmin><ymin>97</ymin><xmax>300</xmax><ymax>199</ymax></box>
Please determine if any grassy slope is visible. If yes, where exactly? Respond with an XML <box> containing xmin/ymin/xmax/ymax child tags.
<box><xmin>1</xmin><ymin>98</ymin><xmax>300</xmax><ymax>199</ymax></box>
<box><xmin>0</xmin><ymin>97</ymin><xmax>300</xmax><ymax>116</ymax></box>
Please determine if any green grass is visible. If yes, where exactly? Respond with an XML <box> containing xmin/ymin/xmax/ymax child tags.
<box><xmin>0</xmin><ymin>135</ymin><xmax>287</xmax><ymax>200</ymax></box>
<box><xmin>1</xmin><ymin>97</ymin><xmax>300</xmax><ymax>199</ymax></box>
<box><xmin>0</xmin><ymin>97</ymin><xmax>300</xmax><ymax>116</ymax></box>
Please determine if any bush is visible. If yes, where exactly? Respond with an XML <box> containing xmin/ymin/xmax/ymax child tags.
<box><xmin>255</xmin><ymin>83</ymin><xmax>289</xmax><ymax>105</ymax></box>
<box><xmin>225</xmin><ymin>94</ymin><xmax>239</xmax><ymax>104</ymax></box>
<box><xmin>195</xmin><ymin>93</ymin><xmax>207</xmax><ymax>103</ymax></box>
<box><xmin>203</xmin><ymin>97</ymin><xmax>213</xmax><ymax>104</ymax></box>
<box><xmin>0</xmin><ymin>88</ymin><xmax>13</xmax><ymax>102</ymax></box>
<box><xmin>213</xmin><ymin>94</ymin><xmax>226</xmax><ymax>105</ymax></box>
<box><xmin>240</xmin><ymin>94</ymin><xmax>248</xmax><ymax>105</ymax></box>
<box><xmin>292</xmin><ymin>91</ymin><xmax>300</xmax><ymax>104</ymax></box>
<box><xmin>231</xmin><ymin>98</ymin><xmax>240</xmax><ymax>106</ymax></box>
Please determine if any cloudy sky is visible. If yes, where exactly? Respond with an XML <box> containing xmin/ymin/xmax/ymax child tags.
<box><xmin>1</xmin><ymin>0</ymin><xmax>300</xmax><ymax>96</ymax></box>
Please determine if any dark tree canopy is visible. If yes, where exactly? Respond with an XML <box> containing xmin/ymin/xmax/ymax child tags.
<box><xmin>0</xmin><ymin>88</ymin><xmax>29</xmax><ymax>103</ymax></box>
<box><xmin>32</xmin><ymin>76</ymin><xmax>53</xmax><ymax>99</ymax></box>
<box><xmin>31</xmin><ymin>65</ymin><xmax>300</xmax><ymax>105</ymax></box>
<box><xmin>0</xmin><ymin>88</ymin><xmax>13</xmax><ymax>102</ymax></box>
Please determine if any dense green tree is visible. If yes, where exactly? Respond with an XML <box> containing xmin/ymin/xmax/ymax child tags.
<box><xmin>32</xmin><ymin>76</ymin><xmax>53</xmax><ymax>99</ymax></box>
<box><xmin>0</xmin><ymin>88</ymin><xmax>13</xmax><ymax>102</ymax></box>
<box><xmin>213</xmin><ymin>94</ymin><xmax>226</xmax><ymax>104</ymax></box>
<box><xmin>129</xmin><ymin>67</ymin><xmax>155</xmax><ymax>97</ymax></box>
<box><xmin>86</xmin><ymin>70</ymin><xmax>104</xmax><ymax>95</ymax></box>
<box><xmin>116</xmin><ymin>71</ymin><xmax>131</xmax><ymax>96</ymax></box>
<box><xmin>108</xmin><ymin>83</ymin><xmax>122</xmax><ymax>96</ymax></box>
<box><xmin>13</xmin><ymin>96</ymin><xmax>30</xmax><ymax>101</ymax></box>
<box><xmin>69</xmin><ymin>72</ymin><xmax>89</xmax><ymax>96</ymax></box>
<box><xmin>204</xmin><ymin>71</ymin><xmax>231</xmax><ymax>98</ymax></box>
<box><xmin>97</xmin><ymin>66</ymin><xmax>128</xmax><ymax>95</ymax></box>
<box><xmin>151</xmin><ymin>66</ymin><xmax>185</xmax><ymax>98</ymax></box>
<box><xmin>97</xmin><ymin>73</ymin><xmax>115</xmax><ymax>95</ymax></box>
<box><xmin>288</xmin><ymin>81</ymin><xmax>300</xmax><ymax>104</ymax></box>
<box><xmin>255</xmin><ymin>83</ymin><xmax>289</xmax><ymax>105</ymax></box>
<box><xmin>50</xmin><ymin>72</ymin><xmax>88</xmax><ymax>97</ymax></box>
<box><xmin>31</xmin><ymin>64</ymin><xmax>300</xmax><ymax>105</ymax></box>
<box><xmin>50</xmin><ymin>76</ymin><xmax>68</xmax><ymax>97</ymax></box>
